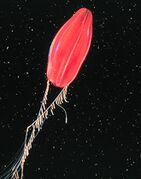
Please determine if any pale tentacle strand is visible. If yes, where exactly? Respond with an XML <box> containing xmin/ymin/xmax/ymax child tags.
<box><xmin>0</xmin><ymin>81</ymin><xmax>68</xmax><ymax>179</ymax></box>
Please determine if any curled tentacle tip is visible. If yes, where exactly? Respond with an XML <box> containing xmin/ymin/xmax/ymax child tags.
<box><xmin>65</xmin><ymin>118</ymin><xmax>68</xmax><ymax>124</ymax></box>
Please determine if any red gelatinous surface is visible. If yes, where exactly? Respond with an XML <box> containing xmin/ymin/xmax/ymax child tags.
<box><xmin>47</xmin><ymin>8</ymin><xmax>93</xmax><ymax>88</ymax></box>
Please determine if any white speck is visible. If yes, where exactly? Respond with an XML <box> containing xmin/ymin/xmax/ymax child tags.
<box><xmin>53</xmin><ymin>146</ymin><xmax>55</xmax><ymax>149</ymax></box>
<box><xmin>6</xmin><ymin>46</ymin><xmax>9</xmax><ymax>50</ymax></box>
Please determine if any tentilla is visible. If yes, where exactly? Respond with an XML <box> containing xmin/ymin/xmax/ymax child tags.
<box><xmin>0</xmin><ymin>81</ymin><xmax>68</xmax><ymax>179</ymax></box>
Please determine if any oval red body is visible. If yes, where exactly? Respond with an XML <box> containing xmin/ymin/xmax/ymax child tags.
<box><xmin>47</xmin><ymin>8</ymin><xmax>93</xmax><ymax>88</ymax></box>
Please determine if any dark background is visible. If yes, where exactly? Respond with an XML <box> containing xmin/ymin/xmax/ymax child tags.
<box><xmin>0</xmin><ymin>0</ymin><xmax>140</xmax><ymax>178</ymax></box>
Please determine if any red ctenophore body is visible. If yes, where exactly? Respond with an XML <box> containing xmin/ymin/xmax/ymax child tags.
<box><xmin>47</xmin><ymin>8</ymin><xmax>93</xmax><ymax>88</ymax></box>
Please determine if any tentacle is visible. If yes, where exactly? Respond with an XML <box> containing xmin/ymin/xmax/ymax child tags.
<box><xmin>0</xmin><ymin>82</ymin><xmax>68</xmax><ymax>179</ymax></box>
<box><xmin>57</xmin><ymin>104</ymin><xmax>68</xmax><ymax>124</ymax></box>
